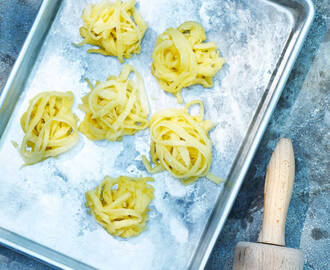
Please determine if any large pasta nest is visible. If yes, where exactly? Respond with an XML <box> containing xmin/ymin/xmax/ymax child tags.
<box><xmin>78</xmin><ymin>0</ymin><xmax>148</xmax><ymax>63</ymax></box>
<box><xmin>85</xmin><ymin>175</ymin><xmax>154</xmax><ymax>238</ymax></box>
<box><xmin>18</xmin><ymin>91</ymin><xmax>79</xmax><ymax>165</ymax></box>
<box><xmin>152</xmin><ymin>21</ymin><xmax>225</xmax><ymax>103</ymax></box>
<box><xmin>79</xmin><ymin>64</ymin><xmax>149</xmax><ymax>141</ymax></box>
<box><xmin>143</xmin><ymin>100</ymin><xmax>221</xmax><ymax>185</ymax></box>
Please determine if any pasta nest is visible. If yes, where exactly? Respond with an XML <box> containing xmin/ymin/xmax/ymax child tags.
<box><xmin>79</xmin><ymin>64</ymin><xmax>149</xmax><ymax>141</ymax></box>
<box><xmin>143</xmin><ymin>100</ymin><xmax>222</xmax><ymax>185</ymax></box>
<box><xmin>152</xmin><ymin>21</ymin><xmax>225</xmax><ymax>103</ymax></box>
<box><xmin>77</xmin><ymin>0</ymin><xmax>147</xmax><ymax>63</ymax></box>
<box><xmin>85</xmin><ymin>175</ymin><xmax>154</xmax><ymax>238</ymax></box>
<box><xmin>17</xmin><ymin>91</ymin><xmax>79</xmax><ymax>165</ymax></box>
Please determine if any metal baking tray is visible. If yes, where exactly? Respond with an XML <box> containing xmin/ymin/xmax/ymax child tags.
<box><xmin>0</xmin><ymin>0</ymin><xmax>314</xmax><ymax>269</ymax></box>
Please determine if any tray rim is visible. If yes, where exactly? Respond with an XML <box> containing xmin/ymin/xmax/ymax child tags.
<box><xmin>0</xmin><ymin>0</ymin><xmax>314</xmax><ymax>269</ymax></box>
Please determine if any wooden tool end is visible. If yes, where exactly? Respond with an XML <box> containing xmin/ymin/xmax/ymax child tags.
<box><xmin>233</xmin><ymin>242</ymin><xmax>304</xmax><ymax>270</ymax></box>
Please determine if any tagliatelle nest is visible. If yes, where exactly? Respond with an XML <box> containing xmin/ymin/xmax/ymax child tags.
<box><xmin>152</xmin><ymin>21</ymin><xmax>225</xmax><ymax>103</ymax></box>
<box><xmin>78</xmin><ymin>64</ymin><xmax>149</xmax><ymax>141</ymax></box>
<box><xmin>85</xmin><ymin>175</ymin><xmax>154</xmax><ymax>238</ymax></box>
<box><xmin>76</xmin><ymin>0</ymin><xmax>148</xmax><ymax>63</ymax></box>
<box><xmin>16</xmin><ymin>91</ymin><xmax>79</xmax><ymax>165</ymax></box>
<box><xmin>142</xmin><ymin>100</ymin><xmax>223</xmax><ymax>185</ymax></box>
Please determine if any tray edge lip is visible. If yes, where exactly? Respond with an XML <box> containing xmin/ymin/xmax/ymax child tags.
<box><xmin>195</xmin><ymin>0</ymin><xmax>315</xmax><ymax>269</ymax></box>
<box><xmin>0</xmin><ymin>226</ymin><xmax>95</xmax><ymax>270</ymax></box>
<box><xmin>0</xmin><ymin>0</ymin><xmax>49</xmax><ymax>108</ymax></box>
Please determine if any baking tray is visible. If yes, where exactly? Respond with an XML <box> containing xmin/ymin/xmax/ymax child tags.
<box><xmin>0</xmin><ymin>0</ymin><xmax>314</xmax><ymax>269</ymax></box>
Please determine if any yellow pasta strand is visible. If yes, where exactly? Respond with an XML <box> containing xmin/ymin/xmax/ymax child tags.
<box><xmin>79</xmin><ymin>64</ymin><xmax>149</xmax><ymax>141</ymax></box>
<box><xmin>85</xmin><ymin>175</ymin><xmax>154</xmax><ymax>238</ymax></box>
<box><xmin>76</xmin><ymin>0</ymin><xmax>147</xmax><ymax>63</ymax></box>
<box><xmin>17</xmin><ymin>91</ymin><xmax>79</xmax><ymax>165</ymax></box>
<box><xmin>142</xmin><ymin>100</ymin><xmax>224</xmax><ymax>185</ymax></box>
<box><xmin>152</xmin><ymin>21</ymin><xmax>225</xmax><ymax>103</ymax></box>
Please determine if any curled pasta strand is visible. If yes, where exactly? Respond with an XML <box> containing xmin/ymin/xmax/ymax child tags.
<box><xmin>152</xmin><ymin>21</ymin><xmax>225</xmax><ymax>103</ymax></box>
<box><xmin>16</xmin><ymin>91</ymin><xmax>79</xmax><ymax>165</ymax></box>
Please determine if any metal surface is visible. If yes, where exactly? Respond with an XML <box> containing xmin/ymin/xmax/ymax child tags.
<box><xmin>0</xmin><ymin>0</ymin><xmax>314</xmax><ymax>269</ymax></box>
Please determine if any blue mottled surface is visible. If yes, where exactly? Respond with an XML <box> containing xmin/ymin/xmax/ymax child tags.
<box><xmin>0</xmin><ymin>0</ymin><xmax>329</xmax><ymax>269</ymax></box>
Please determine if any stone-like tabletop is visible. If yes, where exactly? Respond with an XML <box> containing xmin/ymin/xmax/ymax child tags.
<box><xmin>0</xmin><ymin>0</ymin><xmax>329</xmax><ymax>269</ymax></box>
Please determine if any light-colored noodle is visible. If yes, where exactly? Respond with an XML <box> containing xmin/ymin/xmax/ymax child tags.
<box><xmin>142</xmin><ymin>100</ymin><xmax>223</xmax><ymax>185</ymax></box>
<box><xmin>85</xmin><ymin>175</ymin><xmax>154</xmax><ymax>238</ymax></box>
<box><xmin>152</xmin><ymin>21</ymin><xmax>225</xmax><ymax>103</ymax></box>
<box><xmin>79</xmin><ymin>64</ymin><xmax>149</xmax><ymax>141</ymax></box>
<box><xmin>76</xmin><ymin>0</ymin><xmax>147</xmax><ymax>63</ymax></box>
<box><xmin>17</xmin><ymin>91</ymin><xmax>79</xmax><ymax>165</ymax></box>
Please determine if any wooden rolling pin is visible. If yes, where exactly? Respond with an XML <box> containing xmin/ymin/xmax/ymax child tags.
<box><xmin>233</xmin><ymin>138</ymin><xmax>304</xmax><ymax>270</ymax></box>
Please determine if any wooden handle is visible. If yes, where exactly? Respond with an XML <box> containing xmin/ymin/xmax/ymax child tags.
<box><xmin>258</xmin><ymin>138</ymin><xmax>295</xmax><ymax>246</ymax></box>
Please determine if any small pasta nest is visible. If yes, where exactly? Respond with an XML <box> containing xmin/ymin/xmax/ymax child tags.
<box><xmin>17</xmin><ymin>91</ymin><xmax>79</xmax><ymax>165</ymax></box>
<box><xmin>77</xmin><ymin>0</ymin><xmax>148</xmax><ymax>63</ymax></box>
<box><xmin>152</xmin><ymin>21</ymin><xmax>225</xmax><ymax>103</ymax></box>
<box><xmin>79</xmin><ymin>64</ymin><xmax>149</xmax><ymax>141</ymax></box>
<box><xmin>85</xmin><ymin>175</ymin><xmax>154</xmax><ymax>238</ymax></box>
<box><xmin>142</xmin><ymin>100</ymin><xmax>222</xmax><ymax>185</ymax></box>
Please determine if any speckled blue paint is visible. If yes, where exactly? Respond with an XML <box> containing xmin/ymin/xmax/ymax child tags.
<box><xmin>0</xmin><ymin>0</ymin><xmax>329</xmax><ymax>270</ymax></box>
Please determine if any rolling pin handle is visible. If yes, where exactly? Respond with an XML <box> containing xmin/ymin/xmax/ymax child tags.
<box><xmin>258</xmin><ymin>138</ymin><xmax>295</xmax><ymax>246</ymax></box>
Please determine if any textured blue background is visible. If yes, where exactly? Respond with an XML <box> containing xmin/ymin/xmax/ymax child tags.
<box><xmin>0</xmin><ymin>0</ymin><xmax>329</xmax><ymax>269</ymax></box>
